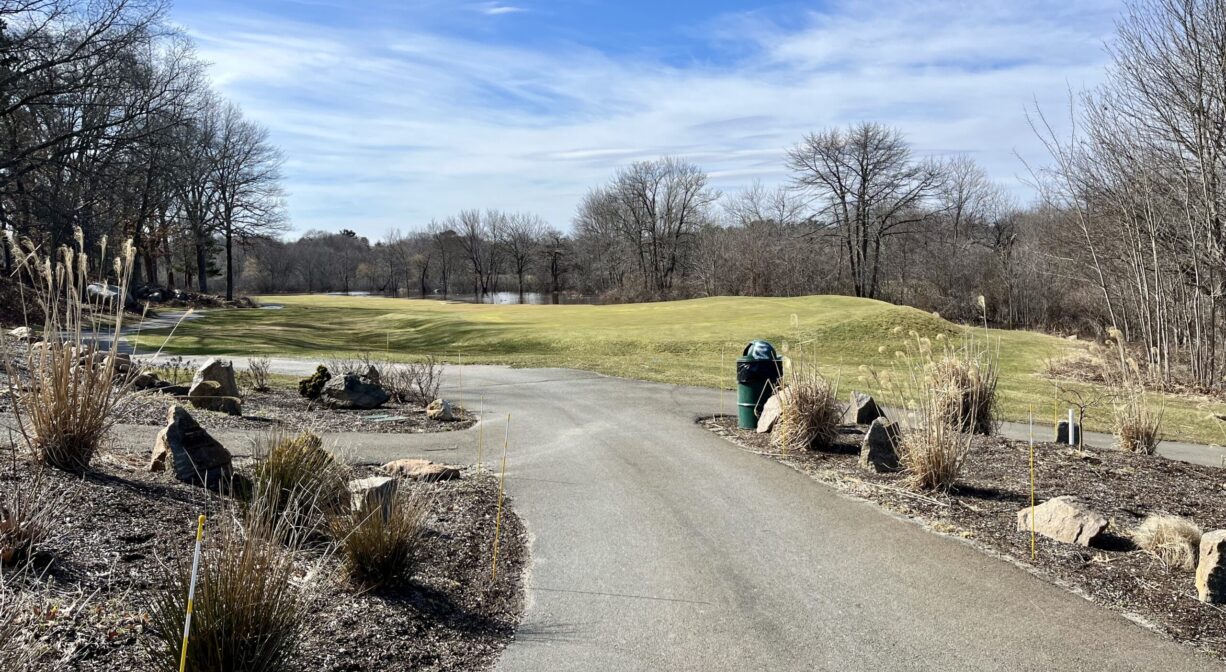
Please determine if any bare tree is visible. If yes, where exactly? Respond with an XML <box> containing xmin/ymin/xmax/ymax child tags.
<box><xmin>500</xmin><ymin>212</ymin><xmax>545</xmax><ymax>301</ymax></box>
<box><xmin>787</xmin><ymin>122</ymin><xmax>944</xmax><ymax>299</ymax></box>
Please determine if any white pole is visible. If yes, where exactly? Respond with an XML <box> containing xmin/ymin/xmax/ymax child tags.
<box><xmin>1067</xmin><ymin>408</ymin><xmax>1075</xmax><ymax>446</ymax></box>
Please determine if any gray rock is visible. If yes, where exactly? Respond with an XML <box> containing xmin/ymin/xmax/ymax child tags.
<box><xmin>847</xmin><ymin>391</ymin><xmax>883</xmax><ymax>425</ymax></box>
<box><xmin>132</xmin><ymin>371</ymin><xmax>160</xmax><ymax>390</ymax></box>
<box><xmin>1197</xmin><ymin>530</ymin><xmax>1226</xmax><ymax>604</ymax></box>
<box><xmin>7</xmin><ymin>326</ymin><xmax>33</xmax><ymax>342</ymax></box>
<box><xmin>188</xmin><ymin>358</ymin><xmax>241</xmax><ymax>415</ymax></box>
<box><xmin>349</xmin><ymin>476</ymin><xmax>399</xmax><ymax>520</ymax></box>
<box><xmin>322</xmin><ymin>372</ymin><xmax>389</xmax><ymax>410</ymax></box>
<box><xmin>426</xmin><ymin>398</ymin><xmax>455</xmax><ymax>421</ymax></box>
<box><xmin>859</xmin><ymin>418</ymin><xmax>901</xmax><ymax>473</ymax></box>
<box><xmin>85</xmin><ymin>282</ymin><xmax>137</xmax><ymax>309</ymax></box>
<box><xmin>150</xmin><ymin>405</ymin><xmax>232</xmax><ymax>489</ymax></box>
<box><xmin>756</xmin><ymin>394</ymin><xmax>783</xmax><ymax>433</ymax></box>
<box><xmin>1016</xmin><ymin>496</ymin><xmax>1107</xmax><ymax>547</ymax></box>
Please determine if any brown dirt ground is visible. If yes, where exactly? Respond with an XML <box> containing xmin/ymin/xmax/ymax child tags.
<box><xmin>2</xmin><ymin>442</ymin><xmax>527</xmax><ymax>671</ymax></box>
<box><xmin>703</xmin><ymin>416</ymin><xmax>1226</xmax><ymax>661</ymax></box>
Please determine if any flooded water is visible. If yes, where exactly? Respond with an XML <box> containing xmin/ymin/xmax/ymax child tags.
<box><xmin>440</xmin><ymin>291</ymin><xmax>596</xmax><ymax>305</ymax></box>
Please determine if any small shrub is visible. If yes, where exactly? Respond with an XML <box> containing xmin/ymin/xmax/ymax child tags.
<box><xmin>772</xmin><ymin>363</ymin><xmax>842</xmax><ymax>452</ymax></box>
<box><xmin>1113</xmin><ymin>390</ymin><xmax>1164</xmax><ymax>455</ymax></box>
<box><xmin>1</xmin><ymin>465</ymin><xmax>57</xmax><ymax>567</ymax></box>
<box><xmin>251</xmin><ymin>430</ymin><xmax>348</xmax><ymax>534</ymax></box>
<box><xmin>147</xmin><ymin>499</ymin><xmax>316</xmax><ymax>672</ymax></box>
<box><xmin>244</xmin><ymin>356</ymin><xmax>273</xmax><ymax>392</ymax></box>
<box><xmin>0</xmin><ymin>576</ymin><xmax>51</xmax><ymax>669</ymax></box>
<box><xmin>149</xmin><ymin>355</ymin><xmax>196</xmax><ymax>385</ymax></box>
<box><xmin>331</xmin><ymin>490</ymin><xmax>431</xmax><ymax>588</ymax></box>
<box><xmin>5</xmin><ymin>231</ymin><xmax>137</xmax><ymax>471</ymax></box>
<box><xmin>927</xmin><ymin>348</ymin><xmax>998</xmax><ymax>436</ymax></box>
<box><xmin>297</xmin><ymin>365</ymin><xmax>331</xmax><ymax>400</ymax></box>
<box><xmin>1132</xmin><ymin>515</ymin><xmax>1201</xmax><ymax>569</ymax></box>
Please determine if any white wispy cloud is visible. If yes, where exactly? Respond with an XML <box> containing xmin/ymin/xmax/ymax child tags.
<box><xmin>477</xmin><ymin>2</ymin><xmax>526</xmax><ymax>16</ymax></box>
<box><xmin>180</xmin><ymin>0</ymin><xmax>1119</xmax><ymax>237</ymax></box>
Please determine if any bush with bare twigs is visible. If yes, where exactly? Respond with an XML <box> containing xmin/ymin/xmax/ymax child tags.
<box><xmin>1</xmin><ymin>463</ymin><xmax>58</xmax><ymax>567</ymax></box>
<box><xmin>250</xmin><ymin>430</ymin><xmax>349</xmax><ymax>534</ymax></box>
<box><xmin>772</xmin><ymin>362</ymin><xmax>842</xmax><ymax>452</ymax></box>
<box><xmin>1132</xmin><ymin>515</ymin><xmax>1201</xmax><ymax>570</ymax></box>
<box><xmin>324</xmin><ymin>353</ymin><xmax>446</xmax><ymax>405</ymax></box>
<box><xmin>243</xmin><ymin>356</ymin><xmax>273</xmax><ymax>392</ymax></box>
<box><xmin>0</xmin><ymin>575</ymin><xmax>52</xmax><ymax>669</ymax></box>
<box><xmin>4</xmin><ymin>231</ymin><xmax>138</xmax><ymax>471</ymax></box>
<box><xmin>147</xmin><ymin>492</ymin><xmax>320</xmax><ymax>672</ymax></box>
<box><xmin>330</xmin><ymin>490</ymin><xmax>432</xmax><ymax>588</ymax></box>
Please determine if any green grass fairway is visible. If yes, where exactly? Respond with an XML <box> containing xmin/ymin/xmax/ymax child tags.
<box><xmin>134</xmin><ymin>294</ymin><xmax>1226</xmax><ymax>444</ymax></box>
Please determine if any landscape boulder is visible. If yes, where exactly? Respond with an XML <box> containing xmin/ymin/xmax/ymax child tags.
<box><xmin>859</xmin><ymin>417</ymin><xmax>901</xmax><ymax>473</ymax></box>
<box><xmin>1197</xmin><ymin>530</ymin><xmax>1226</xmax><ymax>604</ymax></box>
<box><xmin>188</xmin><ymin>358</ymin><xmax>242</xmax><ymax>415</ymax></box>
<box><xmin>847</xmin><ymin>391</ymin><xmax>883</xmax><ymax>425</ymax></box>
<box><xmin>426</xmin><ymin>398</ymin><xmax>455</xmax><ymax>421</ymax></box>
<box><xmin>349</xmin><ymin>476</ymin><xmax>399</xmax><ymax>519</ymax></box>
<box><xmin>322</xmin><ymin>371</ymin><xmax>390</xmax><ymax>409</ymax></box>
<box><xmin>132</xmin><ymin>371</ymin><xmax>161</xmax><ymax>390</ymax></box>
<box><xmin>756</xmin><ymin>394</ymin><xmax>783</xmax><ymax>433</ymax></box>
<box><xmin>382</xmin><ymin>458</ymin><xmax>461</xmax><ymax>482</ymax></box>
<box><xmin>150</xmin><ymin>405</ymin><xmax>232</xmax><ymax>489</ymax></box>
<box><xmin>7</xmin><ymin>326</ymin><xmax>33</xmax><ymax>342</ymax></box>
<box><xmin>1016</xmin><ymin>496</ymin><xmax>1107</xmax><ymax>547</ymax></box>
<box><xmin>85</xmin><ymin>282</ymin><xmax>138</xmax><ymax>310</ymax></box>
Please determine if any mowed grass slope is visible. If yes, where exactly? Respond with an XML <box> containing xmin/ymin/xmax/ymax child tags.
<box><xmin>135</xmin><ymin>294</ymin><xmax>1226</xmax><ymax>443</ymax></box>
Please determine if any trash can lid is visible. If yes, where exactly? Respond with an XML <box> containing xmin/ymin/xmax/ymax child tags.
<box><xmin>741</xmin><ymin>340</ymin><xmax>779</xmax><ymax>360</ymax></box>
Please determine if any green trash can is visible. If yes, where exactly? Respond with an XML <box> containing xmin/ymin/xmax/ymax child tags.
<box><xmin>737</xmin><ymin>340</ymin><xmax>782</xmax><ymax>429</ymax></box>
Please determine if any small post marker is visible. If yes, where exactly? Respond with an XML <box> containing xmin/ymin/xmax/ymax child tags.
<box><xmin>1068</xmin><ymin>408</ymin><xmax>1075</xmax><ymax>446</ymax></box>
<box><xmin>179</xmin><ymin>514</ymin><xmax>206</xmax><ymax>672</ymax></box>
<box><xmin>476</xmin><ymin>395</ymin><xmax>486</xmax><ymax>474</ymax></box>
<box><xmin>1029</xmin><ymin>408</ymin><xmax>1036</xmax><ymax>561</ymax></box>
<box><xmin>720</xmin><ymin>347</ymin><xmax>726</xmax><ymax>418</ymax></box>
<box><xmin>457</xmin><ymin>351</ymin><xmax>463</xmax><ymax>413</ymax></box>
<box><xmin>491</xmin><ymin>414</ymin><xmax>510</xmax><ymax>582</ymax></box>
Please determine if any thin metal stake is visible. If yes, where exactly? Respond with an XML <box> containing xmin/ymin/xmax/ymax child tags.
<box><xmin>1029</xmin><ymin>408</ymin><xmax>1036</xmax><ymax>561</ymax></box>
<box><xmin>491</xmin><ymin>415</ymin><xmax>510</xmax><ymax>581</ymax></box>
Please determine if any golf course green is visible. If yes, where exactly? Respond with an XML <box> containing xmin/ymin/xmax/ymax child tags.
<box><xmin>134</xmin><ymin>294</ymin><xmax>1226</xmax><ymax>444</ymax></box>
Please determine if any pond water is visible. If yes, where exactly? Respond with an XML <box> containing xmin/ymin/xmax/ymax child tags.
<box><xmin>440</xmin><ymin>291</ymin><xmax>596</xmax><ymax>305</ymax></box>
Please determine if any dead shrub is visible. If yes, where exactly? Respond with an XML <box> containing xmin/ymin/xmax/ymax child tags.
<box><xmin>1132</xmin><ymin>515</ymin><xmax>1201</xmax><ymax>570</ymax></box>
<box><xmin>250</xmin><ymin>430</ymin><xmax>349</xmax><ymax>534</ymax></box>
<box><xmin>927</xmin><ymin>345</ymin><xmax>998</xmax><ymax>435</ymax></box>
<box><xmin>1</xmin><ymin>464</ymin><xmax>58</xmax><ymax>567</ymax></box>
<box><xmin>5</xmin><ymin>231</ymin><xmax>137</xmax><ymax>471</ymax></box>
<box><xmin>243</xmin><ymin>356</ymin><xmax>273</xmax><ymax>392</ymax></box>
<box><xmin>0</xmin><ymin>575</ymin><xmax>52</xmax><ymax>669</ymax></box>
<box><xmin>1113</xmin><ymin>391</ymin><xmax>1164</xmax><ymax>454</ymax></box>
<box><xmin>147</xmin><ymin>496</ymin><xmax>319</xmax><ymax>672</ymax></box>
<box><xmin>772</xmin><ymin>363</ymin><xmax>842</xmax><ymax>451</ymax></box>
<box><xmin>330</xmin><ymin>490</ymin><xmax>431</xmax><ymax>588</ymax></box>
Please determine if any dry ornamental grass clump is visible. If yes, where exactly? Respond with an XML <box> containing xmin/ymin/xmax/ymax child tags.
<box><xmin>772</xmin><ymin>362</ymin><xmax>842</xmax><ymax>452</ymax></box>
<box><xmin>251</xmin><ymin>430</ymin><xmax>349</xmax><ymax>534</ymax></box>
<box><xmin>5</xmin><ymin>231</ymin><xmax>138</xmax><ymax>471</ymax></box>
<box><xmin>871</xmin><ymin>331</ymin><xmax>1000</xmax><ymax>491</ymax></box>
<box><xmin>1132</xmin><ymin>515</ymin><xmax>1201</xmax><ymax>570</ymax></box>
<box><xmin>331</xmin><ymin>490</ymin><xmax>432</xmax><ymax>588</ymax></box>
<box><xmin>0</xmin><ymin>465</ymin><xmax>58</xmax><ymax>567</ymax></box>
<box><xmin>147</xmin><ymin>494</ymin><xmax>320</xmax><ymax>672</ymax></box>
<box><xmin>1113</xmin><ymin>391</ymin><xmax>1164</xmax><ymax>455</ymax></box>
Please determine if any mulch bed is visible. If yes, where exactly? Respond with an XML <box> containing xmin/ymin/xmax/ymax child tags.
<box><xmin>2</xmin><ymin>444</ymin><xmax>527</xmax><ymax>671</ymax></box>
<box><xmin>703</xmin><ymin>416</ymin><xmax>1226</xmax><ymax>661</ymax></box>
<box><xmin>113</xmin><ymin>386</ymin><xmax>476</xmax><ymax>435</ymax></box>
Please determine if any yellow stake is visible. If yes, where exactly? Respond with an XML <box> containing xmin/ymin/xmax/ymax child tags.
<box><xmin>491</xmin><ymin>414</ymin><xmax>510</xmax><ymax>581</ymax></box>
<box><xmin>720</xmin><ymin>347</ymin><xmax>725</xmax><ymax>418</ymax></box>
<box><xmin>180</xmin><ymin>515</ymin><xmax>206</xmax><ymax>672</ymax></box>
<box><xmin>457</xmin><ymin>351</ymin><xmax>463</xmax><ymax>413</ymax></box>
<box><xmin>1029</xmin><ymin>407</ymin><xmax>1037</xmax><ymax>561</ymax></box>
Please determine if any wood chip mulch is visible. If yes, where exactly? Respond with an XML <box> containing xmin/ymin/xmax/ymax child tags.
<box><xmin>2</xmin><ymin>443</ymin><xmax>527</xmax><ymax>671</ymax></box>
<box><xmin>703</xmin><ymin>416</ymin><xmax>1226</xmax><ymax>661</ymax></box>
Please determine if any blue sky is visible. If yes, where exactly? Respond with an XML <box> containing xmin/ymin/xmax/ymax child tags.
<box><xmin>171</xmin><ymin>0</ymin><xmax>1122</xmax><ymax>238</ymax></box>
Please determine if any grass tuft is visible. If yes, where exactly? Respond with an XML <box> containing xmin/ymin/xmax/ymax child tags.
<box><xmin>147</xmin><ymin>493</ymin><xmax>319</xmax><ymax>672</ymax></box>
<box><xmin>772</xmin><ymin>362</ymin><xmax>842</xmax><ymax>452</ymax></box>
<box><xmin>1132</xmin><ymin>515</ymin><xmax>1201</xmax><ymax>570</ymax></box>
<box><xmin>330</xmin><ymin>490</ymin><xmax>432</xmax><ymax>588</ymax></box>
<box><xmin>1113</xmin><ymin>390</ymin><xmax>1164</xmax><ymax>455</ymax></box>
<box><xmin>250</xmin><ymin>430</ymin><xmax>349</xmax><ymax>535</ymax></box>
<box><xmin>0</xmin><ymin>463</ymin><xmax>57</xmax><ymax>567</ymax></box>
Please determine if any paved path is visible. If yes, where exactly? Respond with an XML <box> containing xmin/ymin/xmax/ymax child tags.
<box><xmin>101</xmin><ymin>358</ymin><xmax>1219</xmax><ymax>671</ymax></box>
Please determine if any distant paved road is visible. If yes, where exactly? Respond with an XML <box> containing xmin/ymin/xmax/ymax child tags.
<box><xmin>99</xmin><ymin>359</ymin><xmax>1218</xmax><ymax>672</ymax></box>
